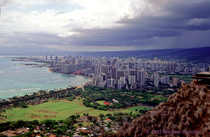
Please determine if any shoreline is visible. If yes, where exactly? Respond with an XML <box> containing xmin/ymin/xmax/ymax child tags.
<box><xmin>46</xmin><ymin>66</ymin><xmax>92</xmax><ymax>89</ymax></box>
<box><xmin>0</xmin><ymin>59</ymin><xmax>91</xmax><ymax>100</ymax></box>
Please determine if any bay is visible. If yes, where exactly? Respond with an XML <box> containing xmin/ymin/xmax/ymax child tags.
<box><xmin>0</xmin><ymin>56</ymin><xmax>90</xmax><ymax>99</ymax></box>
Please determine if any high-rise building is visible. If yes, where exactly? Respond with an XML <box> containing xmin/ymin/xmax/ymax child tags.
<box><xmin>86</xmin><ymin>60</ymin><xmax>91</xmax><ymax>68</ymax></box>
<box><xmin>101</xmin><ymin>73</ymin><xmax>107</xmax><ymax>81</ymax></box>
<box><xmin>145</xmin><ymin>72</ymin><xmax>148</xmax><ymax>78</ymax></box>
<box><xmin>129</xmin><ymin>70</ymin><xmax>137</xmax><ymax>81</ymax></box>
<box><xmin>50</xmin><ymin>55</ymin><xmax>52</xmax><ymax>60</ymax></box>
<box><xmin>65</xmin><ymin>60</ymin><xmax>71</xmax><ymax>64</ymax></box>
<box><xmin>62</xmin><ymin>64</ymin><xmax>66</xmax><ymax>73</ymax></box>
<box><xmin>118</xmin><ymin>77</ymin><xmax>126</xmax><ymax>89</ymax></box>
<box><xmin>100</xmin><ymin>65</ymin><xmax>108</xmax><ymax>76</ymax></box>
<box><xmin>107</xmin><ymin>78</ymin><xmax>115</xmax><ymax>88</ymax></box>
<box><xmin>115</xmin><ymin>63</ymin><xmax>120</xmax><ymax>70</ymax></box>
<box><xmin>45</xmin><ymin>55</ymin><xmax>47</xmax><ymax>60</ymax></box>
<box><xmin>85</xmin><ymin>68</ymin><xmax>92</xmax><ymax>76</ymax></box>
<box><xmin>154</xmin><ymin>72</ymin><xmax>159</xmax><ymax>87</ymax></box>
<box><xmin>162</xmin><ymin>76</ymin><xmax>169</xmax><ymax>85</ymax></box>
<box><xmin>50</xmin><ymin>61</ymin><xmax>54</xmax><ymax>67</ymax></box>
<box><xmin>62</xmin><ymin>64</ymin><xmax>77</xmax><ymax>74</ymax></box>
<box><xmin>171</xmin><ymin>63</ymin><xmax>176</xmax><ymax>72</ymax></box>
<box><xmin>185</xmin><ymin>68</ymin><xmax>189</xmax><ymax>74</ymax></box>
<box><xmin>116</xmin><ymin>70</ymin><xmax>125</xmax><ymax>81</ymax></box>
<box><xmin>106</xmin><ymin>60</ymin><xmax>111</xmax><ymax>65</ymax></box>
<box><xmin>177</xmin><ymin>63</ymin><xmax>181</xmax><ymax>72</ymax></box>
<box><xmin>172</xmin><ymin>77</ymin><xmax>178</xmax><ymax>87</ymax></box>
<box><xmin>99</xmin><ymin>81</ymin><xmax>106</xmax><ymax>87</ymax></box>
<box><xmin>137</xmin><ymin>70</ymin><xmax>145</xmax><ymax>86</ymax></box>
<box><xmin>152</xmin><ymin>62</ymin><xmax>156</xmax><ymax>71</ymax></box>
<box><xmin>72</xmin><ymin>59</ymin><xmax>76</xmax><ymax>64</ymax></box>
<box><xmin>128</xmin><ymin>75</ymin><xmax>136</xmax><ymax>85</ymax></box>
<box><xmin>55</xmin><ymin>56</ymin><xmax>58</xmax><ymax>62</ymax></box>
<box><xmin>128</xmin><ymin>63</ymin><xmax>132</xmax><ymax>69</ymax></box>
<box><xmin>167</xmin><ymin>63</ymin><xmax>176</xmax><ymax>72</ymax></box>
<box><xmin>92</xmin><ymin>75</ymin><xmax>102</xmax><ymax>86</ymax></box>
<box><xmin>111</xmin><ymin>67</ymin><xmax>116</xmax><ymax>80</ymax></box>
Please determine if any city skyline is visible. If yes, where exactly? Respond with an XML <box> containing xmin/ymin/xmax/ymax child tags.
<box><xmin>1</xmin><ymin>0</ymin><xmax>210</xmax><ymax>53</ymax></box>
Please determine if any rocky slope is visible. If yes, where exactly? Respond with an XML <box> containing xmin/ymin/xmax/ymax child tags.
<box><xmin>111</xmin><ymin>83</ymin><xmax>210</xmax><ymax>137</ymax></box>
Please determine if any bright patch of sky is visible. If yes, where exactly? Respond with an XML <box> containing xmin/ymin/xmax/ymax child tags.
<box><xmin>2</xmin><ymin>2</ymin><xmax>85</xmax><ymax>13</ymax></box>
<box><xmin>1</xmin><ymin>0</ymin><xmax>210</xmax><ymax>52</ymax></box>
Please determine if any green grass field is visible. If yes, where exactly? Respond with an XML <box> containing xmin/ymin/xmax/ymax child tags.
<box><xmin>2</xmin><ymin>98</ymin><xmax>151</xmax><ymax>122</ymax></box>
<box><xmin>3</xmin><ymin>98</ymin><xmax>110</xmax><ymax>122</ymax></box>
<box><xmin>95</xmin><ymin>100</ymin><xmax>106</xmax><ymax>105</ymax></box>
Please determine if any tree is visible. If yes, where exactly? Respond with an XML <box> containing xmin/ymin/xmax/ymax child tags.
<box><xmin>32</xmin><ymin>120</ymin><xmax>39</xmax><ymax>125</ymax></box>
<box><xmin>99</xmin><ymin>114</ymin><xmax>105</xmax><ymax>121</ymax></box>
<box><xmin>18</xmin><ymin>102</ymin><xmax>27</xmax><ymax>108</ymax></box>
<box><xmin>43</xmin><ymin>119</ymin><xmax>53</xmax><ymax>127</ymax></box>
<box><xmin>107</xmin><ymin>123</ymin><xmax>111</xmax><ymax>128</ymax></box>
<box><xmin>76</xmin><ymin>114</ymin><xmax>80</xmax><ymax>119</ymax></box>
<box><xmin>9</xmin><ymin>122</ymin><xmax>18</xmax><ymax>129</ymax></box>
<box><xmin>24</xmin><ymin>131</ymin><xmax>33</xmax><ymax>136</ymax></box>
<box><xmin>54</xmin><ymin>128</ymin><xmax>62</xmax><ymax>136</ymax></box>
<box><xmin>87</xmin><ymin>116</ymin><xmax>93</xmax><ymax>121</ymax></box>
<box><xmin>0</xmin><ymin>134</ymin><xmax>7</xmax><ymax>137</ymax></box>
<box><xmin>69</xmin><ymin>115</ymin><xmax>76</xmax><ymax>122</ymax></box>
<box><xmin>92</xmin><ymin>117</ymin><xmax>97</xmax><ymax>124</ymax></box>
<box><xmin>78</xmin><ymin>123</ymin><xmax>83</xmax><ymax>128</ymax></box>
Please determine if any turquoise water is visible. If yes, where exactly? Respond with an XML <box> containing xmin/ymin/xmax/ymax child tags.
<box><xmin>0</xmin><ymin>56</ymin><xmax>90</xmax><ymax>99</ymax></box>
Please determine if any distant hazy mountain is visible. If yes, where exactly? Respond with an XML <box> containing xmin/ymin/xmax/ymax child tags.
<box><xmin>1</xmin><ymin>46</ymin><xmax>210</xmax><ymax>62</ymax></box>
<box><xmin>76</xmin><ymin>47</ymin><xmax>210</xmax><ymax>62</ymax></box>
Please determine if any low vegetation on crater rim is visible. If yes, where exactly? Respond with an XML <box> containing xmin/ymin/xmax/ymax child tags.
<box><xmin>111</xmin><ymin>83</ymin><xmax>210</xmax><ymax>137</ymax></box>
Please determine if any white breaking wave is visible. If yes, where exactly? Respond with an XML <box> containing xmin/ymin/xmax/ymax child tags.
<box><xmin>21</xmin><ymin>88</ymin><xmax>41</xmax><ymax>91</ymax></box>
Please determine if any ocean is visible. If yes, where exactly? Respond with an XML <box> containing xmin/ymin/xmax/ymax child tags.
<box><xmin>0</xmin><ymin>56</ymin><xmax>90</xmax><ymax>99</ymax></box>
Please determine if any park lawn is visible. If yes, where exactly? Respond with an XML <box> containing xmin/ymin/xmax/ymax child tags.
<box><xmin>120</xmin><ymin>106</ymin><xmax>151</xmax><ymax>114</ymax></box>
<box><xmin>3</xmin><ymin>98</ymin><xmax>110</xmax><ymax>122</ymax></box>
<box><xmin>153</xmin><ymin>95</ymin><xmax>168</xmax><ymax>101</ymax></box>
<box><xmin>95</xmin><ymin>100</ymin><xmax>106</xmax><ymax>105</ymax></box>
<box><xmin>2</xmin><ymin>98</ymin><xmax>152</xmax><ymax>123</ymax></box>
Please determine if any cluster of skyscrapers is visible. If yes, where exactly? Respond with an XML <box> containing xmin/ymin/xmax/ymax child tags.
<box><xmin>41</xmin><ymin>55</ymin><xmax>209</xmax><ymax>89</ymax></box>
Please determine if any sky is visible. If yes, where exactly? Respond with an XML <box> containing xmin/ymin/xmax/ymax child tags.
<box><xmin>0</xmin><ymin>0</ymin><xmax>210</xmax><ymax>52</ymax></box>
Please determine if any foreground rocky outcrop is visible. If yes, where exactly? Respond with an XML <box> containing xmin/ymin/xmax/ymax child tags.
<box><xmin>110</xmin><ymin>83</ymin><xmax>210</xmax><ymax>137</ymax></box>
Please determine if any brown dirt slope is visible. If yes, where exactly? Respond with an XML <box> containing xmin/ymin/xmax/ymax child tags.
<box><xmin>111</xmin><ymin>83</ymin><xmax>210</xmax><ymax>137</ymax></box>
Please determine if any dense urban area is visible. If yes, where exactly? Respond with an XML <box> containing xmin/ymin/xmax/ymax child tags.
<box><xmin>18</xmin><ymin>55</ymin><xmax>210</xmax><ymax>89</ymax></box>
<box><xmin>0</xmin><ymin>55</ymin><xmax>210</xmax><ymax>137</ymax></box>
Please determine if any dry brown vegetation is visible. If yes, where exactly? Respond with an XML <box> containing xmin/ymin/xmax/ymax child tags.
<box><xmin>111</xmin><ymin>83</ymin><xmax>210</xmax><ymax>137</ymax></box>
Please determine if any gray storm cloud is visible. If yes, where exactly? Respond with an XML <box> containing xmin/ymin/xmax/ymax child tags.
<box><xmin>0</xmin><ymin>0</ymin><xmax>210</xmax><ymax>52</ymax></box>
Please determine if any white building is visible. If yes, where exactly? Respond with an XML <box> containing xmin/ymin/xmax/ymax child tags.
<box><xmin>85</xmin><ymin>68</ymin><xmax>92</xmax><ymax>76</ymax></box>
<box><xmin>118</xmin><ymin>77</ymin><xmax>126</xmax><ymax>89</ymax></box>
<box><xmin>128</xmin><ymin>75</ymin><xmax>136</xmax><ymax>85</ymax></box>
<box><xmin>107</xmin><ymin>78</ymin><xmax>115</xmax><ymax>88</ymax></box>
